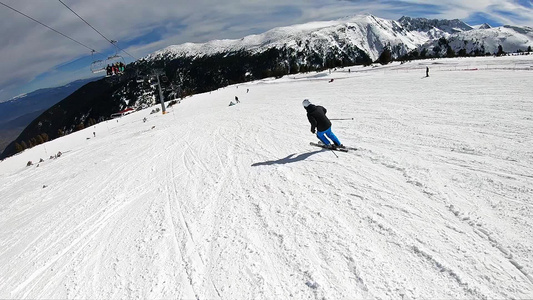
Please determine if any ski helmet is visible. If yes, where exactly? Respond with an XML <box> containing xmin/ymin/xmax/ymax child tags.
<box><xmin>302</xmin><ymin>99</ymin><xmax>311</xmax><ymax>108</ymax></box>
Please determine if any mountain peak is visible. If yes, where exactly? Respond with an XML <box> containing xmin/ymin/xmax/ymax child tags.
<box><xmin>398</xmin><ymin>16</ymin><xmax>473</xmax><ymax>33</ymax></box>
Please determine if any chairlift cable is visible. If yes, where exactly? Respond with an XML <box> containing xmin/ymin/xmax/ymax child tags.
<box><xmin>0</xmin><ymin>1</ymin><xmax>96</xmax><ymax>52</ymax></box>
<box><xmin>58</xmin><ymin>0</ymin><xmax>136</xmax><ymax>60</ymax></box>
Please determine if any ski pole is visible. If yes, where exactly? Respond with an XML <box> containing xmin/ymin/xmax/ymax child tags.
<box><xmin>329</xmin><ymin>148</ymin><xmax>339</xmax><ymax>158</ymax></box>
<box><xmin>329</xmin><ymin>118</ymin><xmax>354</xmax><ymax>121</ymax></box>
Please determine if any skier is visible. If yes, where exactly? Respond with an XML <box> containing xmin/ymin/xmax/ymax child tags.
<box><xmin>426</xmin><ymin>66</ymin><xmax>429</xmax><ymax>77</ymax></box>
<box><xmin>235</xmin><ymin>96</ymin><xmax>240</xmax><ymax>103</ymax></box>
<box><xmin>302</xmin><ymin>99</ymin><xmax>344</xmax><ymax>149</ymax></box>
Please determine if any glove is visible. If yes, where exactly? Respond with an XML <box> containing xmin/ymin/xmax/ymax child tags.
<box><xmin>311</xmin><ymin>128</ymin><xmax>316</xmax><ymax>134</ymax></box>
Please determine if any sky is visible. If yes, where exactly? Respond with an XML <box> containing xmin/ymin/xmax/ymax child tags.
<box><xmin>0</xmin><ymin>0</ymin><xmax>532</xmax><ymax>102</ymax></box>
<box><xmin>0</xmin><ymin>55</ymin><xmax>532</xmax><ymax>298</ymax></box>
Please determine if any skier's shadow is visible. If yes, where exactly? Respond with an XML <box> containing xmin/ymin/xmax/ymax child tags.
<box><xmin>251</xmin><ymin>150</ymin><xmax>323</xmax><ymax>167</ymax></box>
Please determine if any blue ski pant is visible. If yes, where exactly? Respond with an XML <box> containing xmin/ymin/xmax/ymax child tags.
<box><xmin>316</xmin><ymin>127</ymin><xmax>341</xmax><ymax>146</ymax></box>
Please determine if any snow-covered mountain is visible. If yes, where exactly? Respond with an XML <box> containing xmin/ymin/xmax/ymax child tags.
<box><xmin>398</xmin><ymin>16</ymin><xmax>474</xmax><ymax>34</ymax></box>
<box><xmin>144</xmin><ymin>14</ymin><xmax>532</xmax><ymax>62</ymax></box>
<box><xmin>145</xmin><ymin>15</ymin><xmax>429</xmax><ymax>62</ymax></box>
<box><xmin>475</xmin><ymin>23</ymin><xmax>493</xmax><ymax>30</ymax></box>
<box><xmin>421</xmin><ymin>24</ymin><xmax>533</xmax><ymax>55</ymax></box>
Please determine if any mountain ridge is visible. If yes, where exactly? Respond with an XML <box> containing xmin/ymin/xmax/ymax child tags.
<box><xmin>0</xmin><ymin>77</ymin><xmax>100</xmax><ymax>156</ymax></box>
<box><xmin>145</xmin><ymin>14</ymin><xmax>532</xmax><ymax>61</ymax></box>
<box><xmin>146</xmin><ymin>15</ymin><xmax>428</xmax><ymax>61</ymax></box>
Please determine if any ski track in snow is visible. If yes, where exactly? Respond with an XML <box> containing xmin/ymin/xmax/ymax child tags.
<box><xmin>1</xmin><ymin>56</ymin><xmax>532</xmax><ymax>299</ymax></box>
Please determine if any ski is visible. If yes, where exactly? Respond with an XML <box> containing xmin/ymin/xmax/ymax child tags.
<box><xmin>342</xmin><ymin>145</ymin><xmax>358</xmax><ymax>151</ymax></box>
<box><xmin>310</xmin><ymin>142</ymin><xmax>350</xmax><ymax>152</ymax></box>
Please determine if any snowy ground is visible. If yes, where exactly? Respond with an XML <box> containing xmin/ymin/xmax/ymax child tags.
<box><xmin>1</xmin><ymin>55</ymin><xmax>532</xmax><ymax>299</ymax></box>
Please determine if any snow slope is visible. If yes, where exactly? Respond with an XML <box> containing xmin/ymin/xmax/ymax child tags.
<box><xmin>1</xmin><ymin>56</ymin><xmax>532</xmax><ymax>299</ymax></box>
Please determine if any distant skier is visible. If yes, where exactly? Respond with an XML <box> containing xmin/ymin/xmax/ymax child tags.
<box><xmin>302</xmin><ymin>99</ymin><xmax>344</xmax><ymax>149</ymax></box>
<box><xmin>235</xmin><ymin>96</ymin><xmax>240</xmax><ymax>103</ymax></box>
<box><xmin>426</xmin><ymin>66</ymin><xmax>429</xmax><ymax>77</ymax></box>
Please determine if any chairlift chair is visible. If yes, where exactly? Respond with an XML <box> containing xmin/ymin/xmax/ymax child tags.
<box><xmin>136</xmin><ymin>72</ymin><xmax>146</xmax><ymax>83</ymax></box>
<box><xmin>90</xmin><ymin>59</ymin><xmax>107</xmax><ymax>73</ymax></box>
<box><xmin>90</xmin><ymin>50</ymin><xmax>106</xmax><ymax>73</ymax></box>
<box><xmin>106</xmin><ymin>54</ymin><xmax>125</xmax><ymax>64</ymax></box>
<box><xmin>106</xmin><ymin>40</ymin><xmax>126</xmax><ymax>67</ymax></box>
<box><xmin>89</xmin><ymin>49</ymin><xmax>126</xmax><ymax>74</ymax></box>
<box><xmin>104</xmin><ymin>54</ymin><xmax>126</xmax><ymax>76</ymax></box>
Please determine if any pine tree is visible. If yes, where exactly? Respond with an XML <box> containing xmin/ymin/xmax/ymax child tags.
<box><xmin>446</xmin><ymin>46</ymin><xmax>455</xmax><ymax>58</ymax></box>
<box><xmin>497</xmin><ymin>45</ymin><xmax>505</xmax><ymax>56</ymax></box>
<box><xmin>377</xmin><ymin>47</ymin><xmax>392</xmax><ymax>65</ymax></box>
<box><xmin>433</xmin><ymin>46</ymin><xmax>442</xmax><ymax>58</ymax></box>
<box><xmin>420</xmin><ymin>48</ymin><xmax>428</xmax><ymax>58</ymax></box>
<box><xmin>15</xmin><ymin>142</ymin><xmax>23</xmax><ymax>153</ymax></box>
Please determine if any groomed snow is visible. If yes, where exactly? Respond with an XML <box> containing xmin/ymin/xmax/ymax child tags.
<box><xmin>1</xmin><ymin>55</ymin><xmax>532</xmax><ymax>299</ymax></box>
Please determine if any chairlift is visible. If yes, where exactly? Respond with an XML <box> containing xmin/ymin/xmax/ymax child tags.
<box><xmin>135</xmin><ymin>70</ymin><xmax>146</xmax><ymax>83</ymax></box>
<box><xmin>106</xmin><ymin>54</ymin><xmax>125</xmax><ymax>65</ymax></box>
<box><xmin>105</xmin><ymin>40</ymin><xmax>126</xmax><ymax>70</ymax></box>
<box><xmin>90</xmin><ymin>59</ymin><xmax>107</xmax><ymax>73</ymax></box>
<box><xmin>89</xmin><ymin>43</ymin><xmax>126</xmax><ymax>74</ymax></box>
<box><xmin>102</xmin><ymin>54</ymin><xmax>126</xmax><ymax>77</ymax></box>
<box><xmin>90</xmin><ymin>50</ymin><xmax>106</xmax><ymax>73</ymax></box>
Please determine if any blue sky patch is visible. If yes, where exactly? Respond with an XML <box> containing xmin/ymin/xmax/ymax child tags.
<box><xmin>465</xmin><ymin>12</ymin><xmax>503</xmax><ymax>27</ymax></box>
<box><xmin>515</xmin><ymin>0</ymin><xmax>533</xmax><ymax>8</ymax></box>
<box><xmin>125</xmin><ymin>22</ymin><xmax>187</xmax><ymax>47</ymax></box>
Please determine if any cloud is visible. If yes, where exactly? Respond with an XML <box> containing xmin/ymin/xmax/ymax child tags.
<box><xmin>0</xmin><ymin>0</ymin><xmax>531</xmax><ymax>102</ymax></box>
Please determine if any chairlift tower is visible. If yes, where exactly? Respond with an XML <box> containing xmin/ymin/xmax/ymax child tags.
<box><xmin>153</xmin><ymin>70</ymin><xmax>166</xmax><ymax>114</ymax></box>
